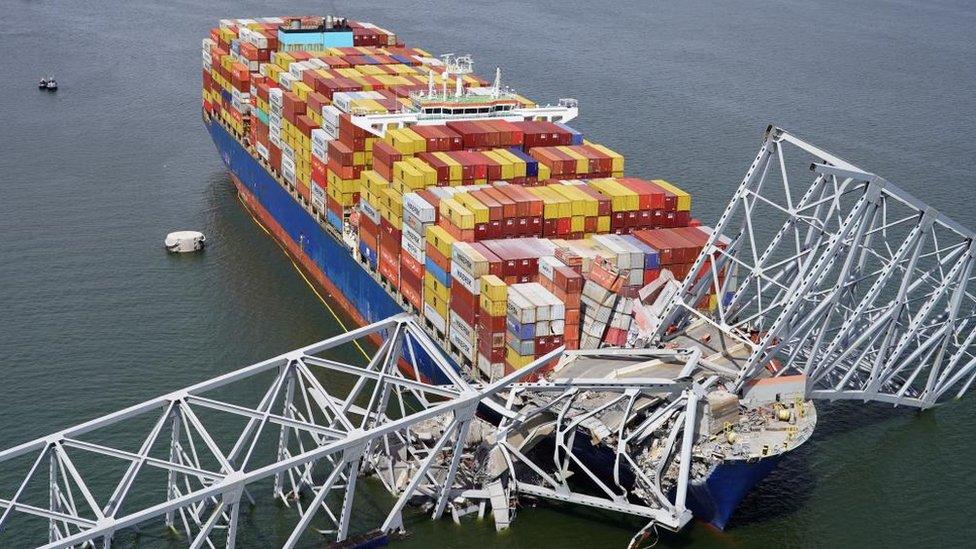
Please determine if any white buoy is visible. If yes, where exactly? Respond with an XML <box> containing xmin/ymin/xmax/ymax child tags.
<box><xmin>164</xmin><ymin>231</ymin><xmax>206</xmax><ymax>253</ymax></box>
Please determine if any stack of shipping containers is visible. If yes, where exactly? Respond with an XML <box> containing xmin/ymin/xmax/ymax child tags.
<box><xmin>203</xmin><ymin>16</ymin><xmax>725</xmax><ymax>379</ymax></box>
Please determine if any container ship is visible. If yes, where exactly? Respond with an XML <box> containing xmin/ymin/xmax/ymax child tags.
<box><xmin>202</xmin><ymin>15</ymin><xmax>804</xmax><ymax>531</ymax></box>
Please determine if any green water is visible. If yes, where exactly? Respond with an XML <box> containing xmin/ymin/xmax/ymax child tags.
<box><xmin>2</xmin><ymin>0</ymin><xmax>975</xmax><ymax>546</ymax></box>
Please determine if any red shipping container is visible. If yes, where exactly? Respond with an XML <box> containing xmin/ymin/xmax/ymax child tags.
<box><xmin>481</xmin><ymin>187</ymin><xmax>517</xmax><ymax>219</ymax></box>
<box><xmin>401</xmin><ymin>277</ymin><xmax>423</xmax><ymax>311</ymax></box>
<box><xmin>401</xmin><ymin>251</ymin><xmax>425</xmax><ymax>281</ymax></box>
<box><xmin>379</xmin><ymin>253</ymin><xmax>399</xmax><ymax>285</ymax></box>
<box><xmin>644</xmin><ymin>180</ymin><xmax>677</xmax><ymax>211</ymax></box>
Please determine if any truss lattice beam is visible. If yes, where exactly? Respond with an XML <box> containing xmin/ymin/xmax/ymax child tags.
<box><xmin>653</xmin><ymin>126</ymin><xmax>976</xmax><ymax>408</ymax></box>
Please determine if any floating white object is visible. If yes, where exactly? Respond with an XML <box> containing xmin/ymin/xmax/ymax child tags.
<box><xmin>164</xmin><ymin>231</ymin><xmax>206</xmax><ymax>253</ymax></box>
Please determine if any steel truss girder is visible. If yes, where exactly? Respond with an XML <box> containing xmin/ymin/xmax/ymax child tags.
<box><xmin>654</xmin><ymin>126</ymin><xmax>976</xmax><ymax>408</ymax></box>
<box><xmin>489</xmin><ymin>360</ymin><xmax>714</xmax><ymax>532</ymax></box>
<box><xmin>0</xmin><ymin>314</ymin><xmax>562</xmax><ymax>548</ymax></box>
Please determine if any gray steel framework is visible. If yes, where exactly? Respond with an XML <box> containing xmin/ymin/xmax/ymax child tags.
<box><xmin>0</xmin><ymin>315</ymin><xmax>563</xmax><ymax>548</ymax></box>
<box><xmin>653</xmin><ymin>126</ymin><xmax>976</xmax><ymax>408</ymax></box>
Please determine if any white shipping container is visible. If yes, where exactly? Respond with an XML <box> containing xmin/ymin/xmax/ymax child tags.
<box><xmin>359</xmin><ymin>198</ymin><xmax>381</xmax><ymax>224</ymax></box>
<box><xmin>423</xmin><ymin>303</ymin><xmax>446</xmax><ymax>333</ymax></box>
<box><xmin>507</xmin><ymin>286</ymin><xmax>536</xmax><ymax>325</ymax></box>
<box><xmin>402</xmin><ymin>212</ymin><xmax>428</xmax><ymax>236</ymax></box>
<box><xmin>403</xmin><ymin>193</ymin><xmax>436</xmax><ymax>223</ymax></box>
<box><xmin>449</xmin><ymin>331</ymin><xmax>475</xmax><ymax>359</ymax></box>
<box><xmin>477</xmin><ymin>354</ymin><xmax>505</xmax><ymax>381</ymax></box>
<box><xmin>538</xmin><ymin>256</ymin><xmax>565</xmax><ymax>282</ymax></box>
<box><xmin>322</xmin><ymin>119</ymin><xmax>339</xmax><ymax>139</ymax></box>
<box><xmin>311</xmin><ymin>143</ymin><xmax>327</xmax><ymax>163</ymax></box>
<box><xmin>311</xmin><ymin>183</ymin><xmax>326</xmax><ymax>210</ymax></box>
<box><xmin>289</xmin><ymin>61</ymin><xmax>312</xmax><ymax>80</ymax></box>
<box><xmin>402</xmin><ymin>223</ymin><xmax>424</xmax><ymax>249</ymax></box>
<box><xmin>322</xmin><ymin>105</ymin><xmax>341</xmax><ymax>126</ymax></box>
<box><xmin>452</xmin><ymin>243</ymin><xmax>490</xmax><ymax>278</ymax></box>
<box><xmin>281</xmin><ymin>143</ymin><xmax>295</xmax><ymax>161</ymax></box>
<box><xmin>281</xmin><ymin>156</ymin><xmax>296</xmax><ymax>174</ymax></box>
<box><xmin>402</xmin><ymin>238</ymin><xmax>424</xmax><ymax>263</ymax></box>
<box><xmin>278</xmin><ymin>72</ymin><xmax>297</xmax><ymax>90</ymax></box>
<box><xmin>450</xmin><ymin>263</ymin><xmax>479</xmax><ymax>295</ymax></box>
<box><xmin>231</xmin><ymin>97</ymin><xmax>250</xmax><ymax>115</ymax></box>
<box><xmin>255</xmin><ymin>142</ymin><xmax>269</xmax><ymax>160</ymax></box>
<box><xmin>449</xmin><ymin>312</ymin><xmax>477</xmax><ymax>344</ymax></box>
<box><xmin>551</xmin><ymin>320</ymin><xmax>566</xmax><ymax>334</ymax></box>
<box><xmin>282</xmin><ymin>165</ymin><xmax>296</xmax><ymax>184</ymax></box>
<box><xmin>536</xmin><ymin>320</ymin><xmax>551</xmax><ymax>336</ymax></box>
<box><xmin>311</xmin><ymin>128</ymin><xmax>333</xmax><ymax>149</ymax></box>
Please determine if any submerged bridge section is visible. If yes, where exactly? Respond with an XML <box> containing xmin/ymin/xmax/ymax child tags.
<box><xmin>650</xmin><ymin>126</ymin><xmax>976</xmax><ymax>409</ymax></box>
<box><xmin>0</xmin><ymin>316</ymin><xmax>711</xmax><ymax>548</ymax></box>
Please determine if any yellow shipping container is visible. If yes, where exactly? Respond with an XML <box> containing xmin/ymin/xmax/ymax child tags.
<box><xmin>586</xmin><ymin>142</ymin><xmax>625</xmax><ymax>174</ymax></box>
<box><xmin>405</xmin><ymin>157</ymin><xmax>437</xmax><ymax>187</ymax></box>
<box><xmin>562</xmin><ymin>184</ymin><xmax>599</xmax><ymax>216</ymax></box>
<box><xmin>385</xmin><ymin>128</ymin><xmax>424</xmax><ymax>155</ymax></box>
<box><xmin>441</xmin><ymin>198</ymin><xmax>474</xmax><ymax>230</ymax></box>
<box><xmin>327</xmin><ymin>171</ymin><xmax>360</xmax><ymax>195</ymax></box>
<box><xmin>538</xmin><ymin>162</ymin><xmax>552</xmax><ymax>180</ymax></box>
<box><xmin>292</xmin><ymin>81</ymin><xmax>312</xmax><ymax>101</ymax></box>
<box><xmin>590</xmin><ymin>178</ymin><xmax>638</xmax><ymax>211</ymax></box>
<box><xmin>423</xmin><ymin>274</ymin><xmax>450</xmax><ymax>304</ymax></box>
<box><xmin>274</xmin><ymin>52</ymin><xmax>294</xmax><ymax>70</ymax></box>
<box><xmin>433</xmin><ymin>152</ymin><xmax>463</xmax><ymax>181</ymax></box>
<box><xmin>336</xmin><ymin>67</ymin><xmax>360</xmax><ymax>79</ymax></box>
<box><xmin>479</xmin><ymin>294</ymin><xmax>507</xmax><ymax>317</ymax></box>
<box><xmin>651</xmin><ymin>179</ymin><xmax>692</xmax><ymax>211</ymax></box>
<box><xmin>426</xmin><ymin>225</ymin><xmax>456</xmax><ymax>258</ymax></box>
<box><xmin>480</xmin><ymin>275</ymin><xmax>508</xmax><ymax>301</ymax></box>
<box><xmin>356</xmin><ymin>64</ymin><xmax>384</xmax><ymax>76</ymax></box>
<box><xmin>506</xmin><ymin>347</ymin><xmax>534</xmax><ymax>369</ymax></box>
<box><xmin>393</xmin><ymin>160</ymin><xmax>424</xmax><ymax>190</ymax></box>
<box><xmin>455</xmin><ymin>193</ymin><xmax>489</xmax><ymax>224</ymax></box>
<box><xmin>597</xmin><ymin>215</ymin><xmax>611</xmax><ymax>233</ymax></box>
<box><xmin>558</xmin><ymin>146</ymin><xmax>590</xmax><ymax>175</ymax></box>
<box><xmin>381</xmin><ymin>187</ymin><xmax>403</xmax><ymax>218</ymax></box>
<box><xmin>570</xmin><ymin>216</ymin><xmax>584</xmax><ymax>233</ymax></box>
<box><xmin>495</xmin><ymin>149</ymin><xmax>527</xmax><ymax>178</ymax></box>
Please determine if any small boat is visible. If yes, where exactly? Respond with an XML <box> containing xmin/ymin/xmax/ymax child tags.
<box><xmin>45</xmin><ymin>78</ymin><xmax>58</xmax><ymax>91</ymax></box>
<box><xmin>38</xmin><ymin>78</ymin><xmax>48</xmax><ymax>89</ymax></box>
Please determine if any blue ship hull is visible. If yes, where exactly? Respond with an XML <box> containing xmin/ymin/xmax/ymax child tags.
<box><xmin>207</xmin><ymin>117</ymin><xmax>780</xmax><ymax>529</ymax></box>
<box><xmin>686</xmin><ymin>456</ymin><xmax>782</xmax><ymax>529</ymax></box>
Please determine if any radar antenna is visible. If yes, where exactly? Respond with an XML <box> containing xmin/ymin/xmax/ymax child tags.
<box><xmin>439</xmin><ymin>53</ymin><xmax>473</xmax><ymax>97</ymax></box>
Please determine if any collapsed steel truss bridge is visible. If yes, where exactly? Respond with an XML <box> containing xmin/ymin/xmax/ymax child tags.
<box><xmin>0</xmin><ymin>316</ymin><xmax>709</xmax><ymax>548</ymax></box>
<box><xmin>652</xmin><ymin>126</ymin><xmax>976</xmax><ymax>408</ymax></box>
<box><xmin>2</xmin><ymin>126</ymin><xmax>974</xmax><ymax>548</ymax></box>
